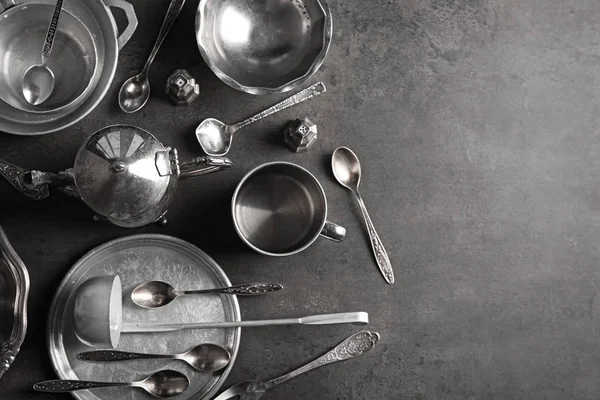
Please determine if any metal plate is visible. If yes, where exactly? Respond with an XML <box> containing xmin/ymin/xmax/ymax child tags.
<box><xmin>47</xmin><ymin>234</ymin><xmax>241</xmax><ymax>400</ymax></box>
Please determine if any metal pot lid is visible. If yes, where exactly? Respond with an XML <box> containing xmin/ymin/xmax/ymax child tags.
<box><xmin>73</xmin><ymin>125</ymin><xmax>171</xmax><ymax>221</ymax></box>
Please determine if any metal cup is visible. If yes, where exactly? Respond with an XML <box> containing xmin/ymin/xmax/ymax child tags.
<box><xmin>232</xmin><ymin>162</ymin><xmax>346</xmax><ymax>256</ymax></box>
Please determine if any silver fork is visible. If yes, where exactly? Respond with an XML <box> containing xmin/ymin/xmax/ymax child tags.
<box><xmin>212</xmin><ymin>331</ymin><xmax>380</xmax><ymax>400</ymax></box>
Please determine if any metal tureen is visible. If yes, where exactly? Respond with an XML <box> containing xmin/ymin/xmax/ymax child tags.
<box><xmin>0</xmin><ymin>125</ymin><xmax>232</xmax><ymax>227</ymax></box>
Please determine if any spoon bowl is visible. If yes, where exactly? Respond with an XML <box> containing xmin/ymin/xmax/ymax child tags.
<box><xmin>139</xmin><ymin>370</ymin><xmax>190</xmax><ymax>398</ymax></box>
<box><xmin>332</xmin><ymin>147</ymin><xmax>362</xmax><ymax>191</ymax></box>
<box><xmin>22</xmin><ymin>65</ymin><xmax>55</xmax><ymax>106</ymax></box>
<box><xmin>118</xmin><ymin>74</ymin><xmax>150</xmax><ymax>113</ymax></box>
<box><xmin>181</xmin><ymin>343</ymin><xmax>231</xmax><ymax>372</ymax></box>
<box><xmin>195</xmin><ymin>118</ymin><xmax>233</xmax><ymax>156</ymax></box>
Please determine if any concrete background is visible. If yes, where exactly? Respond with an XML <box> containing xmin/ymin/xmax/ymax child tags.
<box><xmin>2</xmin><ymin>0</ymin><xmax>600</xmax><ymax>398</ymax></box>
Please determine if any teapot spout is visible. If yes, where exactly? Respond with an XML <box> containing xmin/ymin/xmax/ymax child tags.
<box><xmin>0</xmin><ymin>159</ymin><xmax>50</xmax><ymax>200</ymax></box>
<box><xmin>178</xmin><ymin>156</ymin><xmax>233</xmax><ymax>179</ymax></box>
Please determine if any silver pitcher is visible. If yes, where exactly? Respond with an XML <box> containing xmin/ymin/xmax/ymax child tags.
<box><xmin>0</xmin><ymin>125</ymin><xmax>232</xmax><ymax>227</ymax></box>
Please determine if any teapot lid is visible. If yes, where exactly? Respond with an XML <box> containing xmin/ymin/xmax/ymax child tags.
<box><xmin>73</xmin><ymin>125</ymin><xmax>172</xmax><ymax>221</ymax></box>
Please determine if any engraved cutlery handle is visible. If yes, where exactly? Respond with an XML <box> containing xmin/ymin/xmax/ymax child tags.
<box><xmin>355</xmin><ymin>192</ymin><xmax>395</xmax><ymax>284</ymax></box>
<box><xmin>141</xmin><ymin>0</ymin><xmax>186</xmax><ymax>74</ymax></box>
<box><xmin>264</xmin><ymin>331</ymin><xmax>380</xmax><ymax>389</ymax></box>
<box><xmin>234</xmin><ymin>82</ymin><xmax>326</xmax><ymax>130</ymax></box>
<box><xmin>78</xmin><ymin>350</ymin><xmax>172</xmax><ymax>362</ymax></box>
<box><xmin>34</xmin><ymin>379</ymin><xmax>129</xmax><ymax>392</ymax></box>
<box><xmin>0</xmin><ymin>159</ymin><xmax>50</xmax><ymax>200</ymax></box>
<box><xmin>41</xmin><ymin>0</ymin><xmax>63</xmax><ymax>62</ymax></box>
<box><xmin>185</xmin><ymin>283</ymin><xmax>284</xmax><ymax>295</ymax></box>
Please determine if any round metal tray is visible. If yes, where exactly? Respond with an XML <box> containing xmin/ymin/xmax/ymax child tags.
<box><xmin>47</xmin><ymin>234</ymin><xmax>241</xmax><ymax>400</ymax></box>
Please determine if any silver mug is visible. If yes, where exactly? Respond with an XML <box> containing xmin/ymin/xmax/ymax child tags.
<box><xmin>232</xmin><ymin>162</ymin><xmax>346</xmax><ymax>256</ymax></box>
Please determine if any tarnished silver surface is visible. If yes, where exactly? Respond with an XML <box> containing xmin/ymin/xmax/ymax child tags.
<box><xmin>195</xmin><ymin>0</ymin><xmax>332</xmax><ymax>94</ymax></box>
<box><xmin>0</xmin><ymin>0</ymin><xmax>137</xmax><ymax>135</ymax></box>
<box><xmin>214</xmin><ymin>331</ymin><xmax>379</xmax><ymax>400</ymax></box>
<box><xmin>0</xmin><ymin>226</ymin><xmax>30</xmax><ymax>380</ymax></box>
<box><xmin>73</xmin><ymin>125</ymin><xmax>232</xmax><ymax>227</ymax></box>
<box><xmin>232</xmin><ymin>162</ymin><xmax>346</xmax><ymax>256</ymax></box>
<box><xmin>195</xmin><ymin>82</ymin><xmax>326</xmax><ymax>156</ymax></box>
<box><xmin>48</xmin><ymin>234</ymin><xmax>241</xmax><ymax>400</ymax></box>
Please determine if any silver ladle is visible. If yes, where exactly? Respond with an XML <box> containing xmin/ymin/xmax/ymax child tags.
<box><xmin>118</xmin><ymin>0</ymin><xmax>185</xmax><ymax>113</ymax></box>
<box><xmin>33</xmin><ymin>370</ymin><xmax>189</xmax><ymax>398</ymax></box>
<box><xmin>332</xmin><ymin>147</ymin><xmax>395</xmax><ymax>284</ymax></box>
<box><xmin>78</xmin><ymin>343</ymin><xmax>231</xmax><ymax>372</ymax></box>
<box><xmin>195</xmin><ymin>82</ymin><xmax>326</xmax><ymax>156</ymax></box>
<box><xmin>131</xmin><ymin>281</ymin><xmax>284</xmax><ymax>309</ymax></box>
<box><xmin>22</xmin><ymin>0</ymin><xmax>64</xmax><ymax>105</ymax></box>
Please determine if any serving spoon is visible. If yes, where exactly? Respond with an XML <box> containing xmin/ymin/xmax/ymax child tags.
<box><xmin>33</xmin><ymin>370</ymin><xmax>189</xmax><ymax>398</ymax></box>
<box><xmin>332</xmin><ymin>147</ymin><xmax>395</xmax><ymax>284</ymax></box>
<box><xmin>131</xmin><ymin>281</ymin><xmax>283</xmax><ymax>309</ymax></box>
<box><xmin>22</xmin><ymin>0</ymin><xmax>64</xmax><ymax>105</ymax></box>
<box><xmin>195</xmin><ymin>82</ymin><xmax>326</xmax><ymax>156</ymax></box>
<box><xmin>213</xmin><ymin>331</ymin><xmax>380</xmax><ymax>400</ymax></box>
<box><xmin>78</xmin><ymin>343</ymin><xmax>230</xmax><ymax>372</ymax></box>
<box><xmin>118</xmin><ymin>0</ymin><xmax>185</xmax><ymax>113</ymax></box>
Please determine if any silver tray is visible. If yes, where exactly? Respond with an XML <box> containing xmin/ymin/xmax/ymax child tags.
<box><xmin>47</xmin><ymin>234</ymin><xmax>241</xmax><ymax>400</ymax></box>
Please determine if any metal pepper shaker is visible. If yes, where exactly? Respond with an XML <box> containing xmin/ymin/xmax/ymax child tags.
<box><xmin>283</xmin><ymin>117</ymin><xmax>318</xmax><ymax>152</ymax></box>
<box><xmin>165</xmin><ymin>69</ymin><xmax>200</xmax><ymax>106</ymax></box>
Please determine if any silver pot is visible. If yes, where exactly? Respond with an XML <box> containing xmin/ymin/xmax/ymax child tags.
<box><xmin>0</xmin><ymin>0</ymin><xmax>137</xmax><ymax>135</ymax></box>
<box><xmin>0</xmin><ymin>125</ymin><xmax>233</xmax><ymax>227</ymax></box>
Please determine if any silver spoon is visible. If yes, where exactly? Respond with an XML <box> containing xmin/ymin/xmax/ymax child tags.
<box><xmin>195</xmin><ymin>81</ymin><xmax>326</xmax><ymax>156</ymax></box>
<box><xmin>332</xmin><ymin>147</ymin><xmax>395</xmax><ymax>284</ymax></box>
<box><xmin>77</xmin><ymin>343</ymin><xmax>231</xmax><ymax>372</ymax></box>
<box><xmin>33</xmin><ymin>370</ymin><xmax>189</xmax><ymax>398</ymax></box>
<box><xmin>22</xmin><ymin>0</ymin><xmax>64</xmax><ymax>105</ymax></box>
<box><xmin>118</xmin><ymin>0</ymin><xmax>185</xmax><ymax>113</ymax></box>
<box><xmin>213</xmin><ymin>331</ymin><xmax>380</xmax><ymax>400</ymax></box>
<box><xmin>131</xmin><ymin>281</ymin><xmax>284</xmax><ymax>309</ymax></box>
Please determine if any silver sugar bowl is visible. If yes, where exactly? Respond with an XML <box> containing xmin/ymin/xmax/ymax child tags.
<box><xmin>0</xmin><ymin>125</ymin><xmax>232</xmax><ymax>227</ymax></box>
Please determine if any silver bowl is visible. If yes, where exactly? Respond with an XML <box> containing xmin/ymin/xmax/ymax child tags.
<box><xmin>0</xmin><ymin>226</ymin><xmax>29</xmax><ymax>380</ymax></box>
<box><xmin>0</xmin><ymin>3</ymin><xmax>97</xmax><ymax>114</ymax></box>
<box><xmin>195</xmin><ymin>0</ymin><xmax>332</xmax><ymax>95</ymax></box>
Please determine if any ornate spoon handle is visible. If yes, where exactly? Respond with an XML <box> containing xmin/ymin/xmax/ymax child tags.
<box><xmin>355</xmin><ymin>191</ymin><xmax>394</xmax><ymax>284</ymax></box>
<box><xmin>184</xmin><ymin>283</ymin><xmax>283</xmax><ymax>295</ymax></box>
<box><xmin>234</xmin><ymin>82</ymin><xmax>326</xmax><ymax>130</ymax></box>
<box><xmin>78</xmin><ymin>350</ymin><xmax>172</xmax><ymax>362</ymax></box>
<box><xmin>41</xmin><ymin>0</ymin><xmax>63</xmax><ymax>62</ymax></box>
<box><xmin>264</xmin><ymin>331</ymin><xmax>380</xmax><ymax>389</ymax></box>
<box><xmin>34</xmin><ymin>380</ymin><xmax>129</xmax><ymax>392</ymax></box>
<box><xmin>141</xmin><ymin>0</ymin><xmax>186</xmax><ymax>74</ymax></box>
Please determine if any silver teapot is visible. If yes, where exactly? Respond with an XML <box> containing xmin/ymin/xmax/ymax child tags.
<box><xmin>0</xmin><ymin>124</ymin><xmax>232</xmax><ymax>227</ymax></box>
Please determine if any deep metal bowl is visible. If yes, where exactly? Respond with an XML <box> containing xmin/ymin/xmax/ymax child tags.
<box><xmin>0</xmin><ymin>3</ymin><xmax>97</xmax><ymax>113</ymax></box>
<box><xmin>0</xmin><ymin>226</ymin><xmax>29</xmax><ymax>380</ymax></box>
<box><xmin>195</xmin><ymin>0</ymin><xmax>332</xmax><ymax>95</ymax></box>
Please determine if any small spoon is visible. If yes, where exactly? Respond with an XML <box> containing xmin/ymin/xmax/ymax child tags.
<box><xmin>131</xmin><ymin>281</ymin><xmax>284</xmax><ymax>309</ymax></box>
<box><xmin>332</xmin><ymin>147</ymin><xmax>395</xmax><ymax>284</ymax></box>
<box><xmin>77</xmin><ymin>343</ymin><xmax>231</xmax><ymax>372</ymax></box>
<box><xmin>22</xmin><ymin>0</ymin><xmax>64</xmax><ymax>105</ymax></box>
<box><xmin>33</xmin><ymin>370</ymin><xmax>189</xmax><ymax>398</ymax></box>
<box><xmin>195</xmin><ymin>82</ymin><xmax>326</xmax><ymax>156</ymax></box>
<box><xmin>118</xmin><ymin>0</ymin><xmax>185</xmax><ymax>113</ymax></box>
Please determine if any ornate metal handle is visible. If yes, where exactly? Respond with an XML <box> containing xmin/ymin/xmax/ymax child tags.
<box><xmin>264</xmin><ymin>331</ymin><xmax>380</xmax><ymax>389</ymax></box>
<box><xmin>234</xmin><ymin>82</ymin><xmax>326</xmax><ymax>130</ymax></box>
<box><xmin>33</xmin><ymin>379</ymin><xmax>129</xmax><ymax>392</ymax></box>
<box><xmin>0</xmin><ymin>159</ymin><xmax>50</xmax><ymax>200</ymax></box>
<box><xmin>185</xmin><ymin>283</ymin><xmax>284</xmax><ymax>295</ymax></box>
<box><xmin>354</xmin><ymin>192</ymin><xmax>394</xmax><ymax>284</ymax></box>
<box><xmin>41</xmin><ymin>0</ymin><xmax>63</xmax><ymax>62</ymax></box>
<box><xmin>78</xmin><ymin>350</ymin><xmax>171</xmax><ymax>362</ymax></box>
<box><xmin>178</xmin><ymin>155</ymin><xmax>233</xmax><ymax>179</ymax></box>
<box><xmin>141</xmin><ymin>0</ymin><xmax>186</xmax><ymax>74</ymax></box>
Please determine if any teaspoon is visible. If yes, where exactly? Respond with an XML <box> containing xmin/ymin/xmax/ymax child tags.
<box><xmin>118</xmin><ymin>0</ymin><xmax>185</xmax><ymax>113</ymax></box>
<box><xmin>195</xmin><ymin>82</ymin><xmax>326</xmax><ymax>156</ymax></box>
<box><xmin>33</xmin><ymin>370</ymin><xmax>189</xmax><ymax>398</ymax></box>
<box><xmin>331</xmin><ymin>147</ymin><xmax>395</xmax><ymax>284</ymax></box>
<box><xmin>22</xmin><ymin>0</ymin><xmax>63</xmax><ymax>105</ymax></box>
<box><xmin>78</xmin><ymin>343</ymin><xmax>231</xmax><ymax>372</ymax></box>
<box><xmin>131</xmin><ymin>281</ymin><xmax>284</xmax><ymax>309</ymax></box>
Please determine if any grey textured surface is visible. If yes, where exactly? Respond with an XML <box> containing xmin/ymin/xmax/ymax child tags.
<box><xmin>1</xmin><ymin>0</ymin><xmax>600</xmax><ymax>399</ymax></box>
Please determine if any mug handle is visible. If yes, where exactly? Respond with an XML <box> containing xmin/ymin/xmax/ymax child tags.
<box><xmin>105</xmin><ymin>0</ymin><xmax>138</xmax><ymax>50</ymax></box>
<box><xmin>320</xmin><ymin>221</ymin><xmax>346</xmax><ymax>242</ymax></box>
